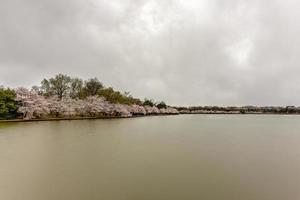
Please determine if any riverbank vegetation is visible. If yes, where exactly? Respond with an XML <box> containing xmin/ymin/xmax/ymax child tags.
<box><xmin>0</xmin><ymin>88</ymin><xmax>18</xmax><ymax>119</ymax></box>
<box><xmin>2</xmin><ymin>74</ymin><xmax>300</xmax><ymax>121</ymax></box>
<box><xmin>176</xmin><ymin>106</ymin><xmax>300</xmax><ymax>114</ymax></box>
<box><xmin>0</xmin><ymin>74</ymin><xmax>178</xmax><ymax>120</ymax></box>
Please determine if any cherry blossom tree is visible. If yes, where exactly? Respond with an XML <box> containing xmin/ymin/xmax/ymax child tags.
<box><xmin>16</xmin><ymin>88</ymin><xmax>50</xmax><ymax>120</ymax></box>
<box><xmin>15</xmin><ymin>87</ymin><xmax>179</xmax><ymax>120</ymax></box>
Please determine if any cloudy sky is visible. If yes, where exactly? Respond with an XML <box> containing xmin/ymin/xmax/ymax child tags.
<box><xmin>0</xmin><ymin>0</ymin><xmax>299</xmax><ymax>106</ymax></box>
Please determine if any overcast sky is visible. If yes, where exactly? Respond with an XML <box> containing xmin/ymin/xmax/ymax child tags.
<box><xmin>0</xmin><ymin>0</ymin><xmax>299</xmax><ymax>106</ymax></box>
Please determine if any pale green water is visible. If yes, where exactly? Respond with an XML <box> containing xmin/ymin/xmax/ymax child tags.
<box><xmin>0</xmin><ymin>115</ymin><xmax>300</xmax><ymax>200</ymax></box>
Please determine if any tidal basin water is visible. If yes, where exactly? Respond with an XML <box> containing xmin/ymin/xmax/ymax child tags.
<box><xmin>0</xmin><ymin>115</ymin><xmax>300</xmax><ymax>200</ymax></box>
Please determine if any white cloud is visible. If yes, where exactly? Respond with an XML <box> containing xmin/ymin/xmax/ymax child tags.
<box><xmin>0</xmin><ymin>0</ymin><xmax>300</xmax><ymax>105</ymax></box>
<box><xmin>227</xmin><ymin>38</ymin><xmax>254</xmax><ymax>68</ymax></box>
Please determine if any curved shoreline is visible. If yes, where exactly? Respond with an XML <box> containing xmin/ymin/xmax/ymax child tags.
<box><xmin>0</xmin><ymin>113</ymin><xmax>179</xmax><ymax>123</ymax></box>
<box><xmin>2</xmin><ymin>112</ymin><xmax>300</xmax><ymax>123</ymax></box>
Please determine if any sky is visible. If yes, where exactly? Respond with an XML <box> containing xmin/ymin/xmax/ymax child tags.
<box><xmin>0</xmin><ymin>0</ymin><xmax>300</xmax><ymax>106</ymax></box>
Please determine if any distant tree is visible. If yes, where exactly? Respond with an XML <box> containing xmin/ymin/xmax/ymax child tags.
<box><xmin>143</xmin><ymin>99</ymin><xmax>155</xmax><ymax>107</ymax></box>
<box><xmin>156</xmin><ymin>101</ymin><xmax>167</xmax><ymax>109</ymax></box>
<box><xmin>124</xmin><ymin>91</ymin><xmax>131</xmax><ymax>97</ymax></box>
<box><xmin>83</xmin><ymin>78</ymin><xmax>103</xmax><ymax>97</ymax></box>
<box><xmin>0</xmin><ymin>87</ymin><xmax>18</xmax><ymax>119</ymax></box>
<box><xmin>41</xmin><ymin>74</ymin><xmax>71</xmax><ymax>99</ymax></box>
<box><xmin>240</xmin><ymin>109</ymin><xmax>246</xmax><ymax>114</ymax></box>
<box><xmin>99</xmin><ymin>87</ymin><xmax>121</xmax><ymax>103</ymax></box>
<box><xmin>40</xmin><ymin>79</ymin><xmax>52</xmax><ymax>96</ymax></box>
<box><xmin>99</xmin><ymin>87</ymin><xmax>114</xmax><ymax>100</ymax></box>
<box><xmin>70</xmin><ymin>78</ymin><xmax>83</xmax><ymax>99</ymax></box>
<box><xmin>97</xmin><ymin>88</ymin><xmax>140</xmax><ymax>105</ymax></box>
<box><xmin>49</xmin><ymin>74</ymin><xmax>71</xmax><ymax>99</ymax></box>
<box><xmin>29</xmin><ymin>74</ymin><xmax>155</xmax><ymax>106</ymax></box>
<box><xmin>121</xmin><ymin>91</ymin><xmax>142</xmax><ymax>105</ymax></box>
<box><xmin>31</xmin><ymin>85</ymin><xmax>44</xmax><ymax>95</ymax></box>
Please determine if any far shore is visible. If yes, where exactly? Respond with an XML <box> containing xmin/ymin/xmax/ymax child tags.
<box><xmin>180</xmin><ymin>112</ymin><xmax>300</xmax><ymax>115</ymax></box>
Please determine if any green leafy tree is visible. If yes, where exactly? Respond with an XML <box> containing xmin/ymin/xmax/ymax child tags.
<box><xmin>49</xmin><ymin>74</ymin><xmax>71</xmax><ymax>99</ymax></box>
<box><xmin>156</xmin><ymin>101</ymin><xmax>167</xmax><ymax>109</ymax></box>
<box><xmin>70</xmin><ymin>78</ymin><xmax>83</xmax><ymax>99</ymax></box>
<box><xmin>41</xmin><ymin>74</ymin><xmax>71</xmax><ymax>99</ymax></box>
<box><xmin>31</xmin><ymin>85</ymin><xmax>42</xmax><ymax>95</ymax></box>
<box><xmin>83</xmin><ymin>78</ymin><xmax>103</xmax><ymax>97</ymax></box>
<box><xmin>40</xmin><ymin>79</ymin><xmax>52</xmax><ymax>96</ymax></box>
<box><xmin>0</xmin><ymin>87</ymin><xmax>17</xmax><ymax>119</ymax></box>
<box><xmin>33</xmin><ymin>74</ymin><xmax>159</xmax><ymax>106</ymax></box>
<box><xmin>143</xmin><ymin>98</ymin><xmax>155</xmax><ymax>107</ymax></box>
<box><xmin>98</xmin><ymin>87</ymin><xmax>118</xmax><ymax>103</ymax></box>
<box><xmin>98</xmin><ymin>88</ymin><xmax>141</xmax><ymax>105</ymax></box>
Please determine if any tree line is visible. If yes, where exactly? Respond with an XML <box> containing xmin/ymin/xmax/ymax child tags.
<box><xmin>175</xmin><ymin>105</ymin><xmax>300</xmax><ymax>114</ymax></box>
<box><xmin>0</xmin><ymin>87</ymin><xmax>17</xmax><ymax>119</ymax></box>
<box><xmin>0</xmin><ymin>74</ymin><xmax>168</xmax><ymax>119</ymax></box>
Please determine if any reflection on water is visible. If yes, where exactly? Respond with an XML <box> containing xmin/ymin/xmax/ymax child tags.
<box><xmin>0</xmin><ymin>115</ymin><xmax>300</xmax><ymax>200</ymax></box>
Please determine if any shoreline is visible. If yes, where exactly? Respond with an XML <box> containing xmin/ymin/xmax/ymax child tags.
<box><xmin>180</xmin><ymin>113</ymin><xmax>300</xmax><ymax>115</ymax></box>
<box><xmin>2</xmin><ymin>112</ymin><xmax>300</xmax><ymax>123</ymax></box>
<box><xmin>0</xmin><ymin>113</ymin><xmax>179</xmax><ymax>123</ymax></box>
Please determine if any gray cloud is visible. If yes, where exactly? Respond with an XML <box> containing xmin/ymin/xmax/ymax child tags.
<box><xmin>1</xmin><ymin>0</ymin><xmax>300</xmax><ymax>106</ymax></box>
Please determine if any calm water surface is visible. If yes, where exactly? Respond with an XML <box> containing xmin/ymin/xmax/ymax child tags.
<box><xmin>0</xmin><ymin>115</ymin><xmax>300</xmax><ymax>200</ymax></box>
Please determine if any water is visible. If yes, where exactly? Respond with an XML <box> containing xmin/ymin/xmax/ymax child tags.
<box><xmin>0</xmin><ymin>115</ymin><xmax>300</xmax><ymax>200</ymax></box>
